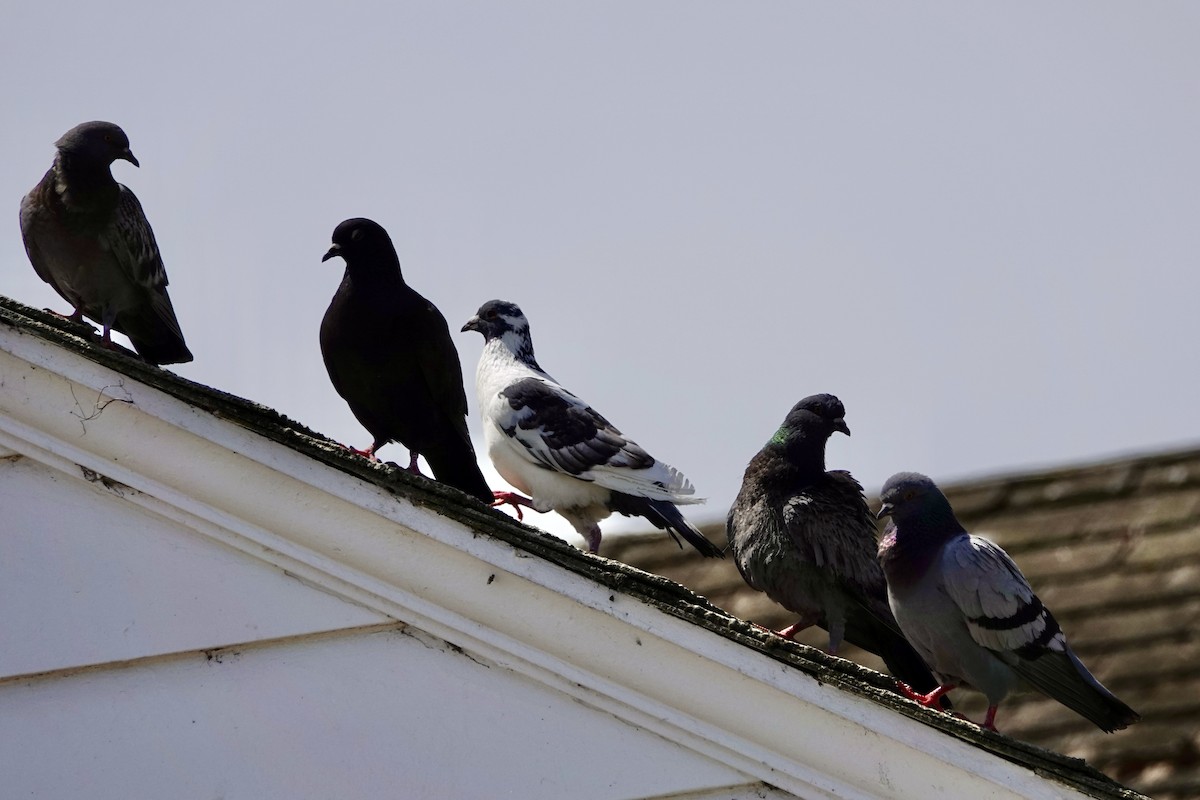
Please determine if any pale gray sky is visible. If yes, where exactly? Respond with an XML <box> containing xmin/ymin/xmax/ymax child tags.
<box><xmin>3</xmin><ymin>3</ymin><xmax>1198</xmax><ymax>547</ymax></box>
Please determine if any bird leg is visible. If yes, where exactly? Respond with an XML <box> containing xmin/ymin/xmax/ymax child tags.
<box><xmin>826</xmin><ymin>621</ymin><xmax>846</xmax><ymax>656</ymax></box>
<box><xmin>896</xmin><ymin>681</ymin><xmax>955</xmax><ymax>709</ymax></box>
<box><xmin>578</xmin><ymin>523</ymin><xmax>603</xmax><ymax>554</ymax></box>
<box><xmin>46</xmin><ymin>307</ymin><xmax>87</xmax><ymax>324</ymax></box>
<box><xmin>980</xmin><ymin>705</ymin><xmax>999</xmax><ymax>732</ymax></box>
<box><xmin>776</xmin><ymin>612</ymin><xmax>821</xmax><ymax>641</ymax></box>
<box><xmin>344</xmin><ymin>443</ymin><xmax>379</xmax><ymax>461</ymax></box>
<box><xmin>491</xmin><ymin>491</ymin><xmax>538</xmax><ymax>522</ymax></box>
<box><xmin>93</xmin><ymin>310</ymin><xmax>125</xmax><ymax>353</ymax></box>
<box><xmin>405</xmin><ymin>452</ymin><xmax>426</xmax><ymax>476</ymax></box>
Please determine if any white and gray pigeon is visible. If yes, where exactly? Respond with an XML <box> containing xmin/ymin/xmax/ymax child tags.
<box><xmin>877</xmin><ymin>471</ymin><xmax>1140</xmax><ymax>733</ymax></box>
<box><xmin>462</xmin><ymin>299</ymin><xmax>722</xmax><ymax>558</ymax></box>
<box><xmin>727</xmin><ymin>395</ymin><xmax>944</xmax><ymax>700</ymax></box>
<box><xmin>20</xmin><ymin>121</ymin><xmax>192</xmax><ymax>365</ymax></box>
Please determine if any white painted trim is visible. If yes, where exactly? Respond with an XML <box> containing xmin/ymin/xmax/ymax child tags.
<box><xmin>638</xmin><ymin>783</ymin><xmax>800</xmax><ymax>800</ymax></box>
<box><xmin>0</xmin><ymin>323</ymin><xmax>1098</xmax><ymax>800</ymax></box>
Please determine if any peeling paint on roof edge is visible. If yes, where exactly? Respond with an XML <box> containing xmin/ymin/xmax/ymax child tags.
<box><xmin>0</xmin><ymin>294</ymin><xmax>1147</xmax><ymax>800</ymax></box>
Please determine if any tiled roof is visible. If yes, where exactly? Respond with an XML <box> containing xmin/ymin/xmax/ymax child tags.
<box><xmin>0</xmin><ymin>295</ymin><xmax>1152</xmax><ymax>800</ymax></box>
<box><xmin>608</xmin><ymin>447</ymin><xmax>1200</xmax><ymax>800</ymax></box>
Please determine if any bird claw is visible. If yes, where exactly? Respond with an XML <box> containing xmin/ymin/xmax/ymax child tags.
<box><xmin>344</xmin><ymin>444</ymin><xmax>379</xmax><ymax>462</ymax></box>
<box><xmin>47</xmin><ymin>308</ymin><xmax>88</xmax><ymax>325</ymax></box>
<box><xmin>491</xmin><ymin>491</ymin><xmax>536</xmax><ymax>521</ymax></box>
<box><xmin>775</xmin><ymin>623</ymin><xmax>804</xmax><ymax>640</ymax></box>
<box><xmin>98</xmin><ymin>329</ymin><xmax>122</xmax><ymax>352</ymax></box>
<box><xmin>775</xmin><ymin>612</ymin><xmax>820</xmax><ymax>641</ymax></box>
<box><xmin>896</xmin><ymin>681</ymin><xmax>954</xmax><ymax>709</ymax></box>
<box><xmin>980</xmin><ymin>706</ymin><xmax>999</xmax><ymax>732</ymax></box>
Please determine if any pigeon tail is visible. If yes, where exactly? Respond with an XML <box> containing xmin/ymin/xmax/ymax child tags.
<box><xmin>115</xmin><ymin>292</ymin><xmax>192</xmax><ymax>365</ymax></box>
<box><xmin>610</xmin><ymin>494</ymin><xmax>723</xmax><ymax>558</ymax></box>
<box><xmin>1009</xmin><ymin>647</ymin><xmax>1139</xmax><ymax>733</ymax></box>
<box><xmin>421</xmin><ymin>443</ymin><xmax>493</xmax><ymax>503</ymax></box>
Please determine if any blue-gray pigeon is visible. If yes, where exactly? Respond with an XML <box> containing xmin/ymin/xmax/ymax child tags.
<box><xmin>727</xmin><ymin>394</ymin><xmax>944</xmax><ymax>699</ymax></box>
<box><xmin>877</xmin><ymin>471</ymin><xmax>1140</xmax><ymax>732</ymax></box>
<box><xmin>462</xmin><ymin>299</ymin><xmax>722</xmax><ymax>557</ymax></box>
<box><xmin>319</xmin><ymin>218</ymin><xmax>492</xmax><ymax>502</ymax></box>
<box><xmin>20</xmin><ymin>121</ymin><xmax>192</xmax><ymax>365</ymax></box>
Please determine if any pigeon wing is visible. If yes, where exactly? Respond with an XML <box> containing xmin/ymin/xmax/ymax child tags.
<box><xmin>19</xmin><ymin>176</ymin><xmax>63</xmax><ymax>290</ymax></box>
<box><xmin>409</xmin><ymin>296</ymin><xmax>473</xmax><ymax>448</ymax></box>
<box><xmin>103</xmin><ymin>185</ymin><xmax>168</xmax><ymax>291</ymax></box>
<box><xmin>497</xmin><ymin>376</ymin><xmax>696</xmax><ymax>502</ymax></box>
<box><xmin>941</xmin><ymin>535</ymin><xmax>1139</xmax><ymax>731</ymax></box>
<box><xmin>940</xmin><ymin>535</ymin><xmax>1061</xmax><ymax>657</ymax></box>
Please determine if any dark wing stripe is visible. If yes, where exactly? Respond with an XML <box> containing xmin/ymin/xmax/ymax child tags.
<box><xmin>1013</xmin><ymin>607</ymin><xmax>1064</xmax><ymax>659</ymax></box>
<box><xmin>969</xmin><ymin>594</ymin><xmax>1046</xmax><ymax>630</ymax></box>
<box><xmin>501</xmin><ymin>377</ymin><xmax>653</xmax><ymax>475</ymax></box>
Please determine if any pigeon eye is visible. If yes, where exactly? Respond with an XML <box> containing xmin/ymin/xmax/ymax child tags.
<box><xmin>485</xmin><ymin>310</ymin><xmax>498</xmax><ymax>320</ymax></box>
<box><xmin>351</xmin><ymin>229</ymin><xmax>363</xmax><ymax>241</ymax></box>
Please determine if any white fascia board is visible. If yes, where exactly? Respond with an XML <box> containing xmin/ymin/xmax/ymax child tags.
<box><xmin>0</xmin><ymin>325</ymin><xmax>1094</xmax><ymax>800</ymax></box>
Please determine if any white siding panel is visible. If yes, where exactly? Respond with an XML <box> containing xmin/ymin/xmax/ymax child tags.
<box><xmin>0</xmin><ymin>456</ymin><xmax>389</xmax><ymax>678</ymax></box>
<box><xmin>0</xmin><ymin>626</ymin><xmax>754</xmax><ymax>800</ymax></box>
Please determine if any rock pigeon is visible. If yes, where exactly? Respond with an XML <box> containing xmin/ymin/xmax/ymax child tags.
<box><xmin>462</xmin><ymin>299</ymin><xmax>722</xmax><ymax>557</ymax></box>
<box><xmin>877</xmin><ymin>471</ymin><xmax>1140</xmax><ymax>733</ymax></box>
<box><xmin>320</xmin><ymin>218</ymin><xmax>492</xmax><ymax>503</ymax></box>
<box><xmin>20</xmin><ymin>121</ymin><xmax>192</xmax><ymax>365</ymax></box>
<box><xmin>727</xmin><ymin>395</ymin><xmax>943</xmax><ymax>698</ymax></box>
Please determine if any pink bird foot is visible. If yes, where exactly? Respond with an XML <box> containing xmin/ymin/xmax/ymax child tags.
<box><xmin>491</xmin><ymin>491</ymin><xmax>537</xmax><ymax>521</ymax></box>
<box><xmin>980</xmin><ymin>705</ymin><xmax>999</xmax><ymax>732</ymax></box>
<box><xmin>775</xmin><ymin>612</ymin><xmax>820</xmax><ymax>641</ymax></box>
<box><xmin>99</xmin><ymin>327</ymin><xmax>122</xmax><ymax>352</ymax></box>
<box><xmin>896</xmin><ymin>681</ymin><xmax>955</xmax><ymax>709</ymax></box>
<box><xmin>344</xmin><ymin>443</ymin><xmax>379</xmax><ymax>461</ymax></box>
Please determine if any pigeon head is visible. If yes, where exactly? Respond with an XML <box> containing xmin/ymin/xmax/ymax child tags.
<box><xmin>770</xmin><ymin>393</ymin><xmax>850</xmax><ymax>445</ymax></box>
<box><xmin>322</xmin><ymin>218</ymin><xmax>401</xmax><ymax>272</ymax></box>
<box><xmin>462</xmin><ymin>300</ymin><xmax>528</xmax><ymax>340</ymax></box>
<box><xmin>876</xmin><ymin>472</ymin><xmax>960</xmax><ymax>528</ymax></box>
<box><xmin>462</xmin><ymin>300</ymin><xmax>538</xmax><ymax>366</ymax></box>
<box><xmin>55</xmin><ymin>121</ymin><xmax>139</xmax><ymax>168</ymax></box>
<box><xmin>761</xmin><ymin>393</ymin><xmax>849</xmax><ymax>473</ymax></box>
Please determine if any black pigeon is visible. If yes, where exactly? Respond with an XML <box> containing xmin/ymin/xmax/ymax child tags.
<box><xmin>727</xmin><ymin>394</ymin><xmax>943</xmax><ymax>698</ymax></box>
<box><xmin>319</xmin><ymin>217</ymin><xmax>492</xmax><ymax>502</ymax></box>
<box><xmin>878</xmin><ymin>472</ymin><xmax>1140</xmax><ymax>732</ymax></box>
<box><xmin>20</xmin><ymin>121</ymin><xmax>192</xmax><ymax>365</ymax></box>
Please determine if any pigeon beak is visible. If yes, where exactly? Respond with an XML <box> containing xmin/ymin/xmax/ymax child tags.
<box><xmin>834</xmin><ymin>418</ymin><xmax>850</xmax><ymax>436</ymax></box>
<box><xmin>461</xmin><ymin>315</ymin><xmax>482</xmax><ymax>333</ymax></box>
<box><xmin>322</xmin><ymin>244</ymin><xmax>342</xmax><ymax>263</ymax></box>
<box><xmin>121</xmin><ymin>149</ymin><xmax>140</xmax><ymax>168</ymax></box>
<box><xmin>876</xmin><ymin>502</ymin><xmax>894</xmax><ymax>520</ymax></box>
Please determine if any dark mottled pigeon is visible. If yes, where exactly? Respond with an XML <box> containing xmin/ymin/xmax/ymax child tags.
<box><xmin>877</xmin><ymin>471</ymin><xmax>1140</xmax><ymax>732</ymax></box>
<box><xmin>320</xmin><ymin>218</ymin><xmax>491</xmax><ymax>502</ymax></box>
<box><xmin>727</xmin><ymin>395</ymin><xmax>943</xmax><ymax>698</ymax></box>
<box><xmin>20</xmin><ymin>121</ymin><xmax>192</xmax><ymax>365</ymax></box>
<box><xmin>462</xmin><ymin>299</ymin><xmax>721</xmax><ymax>557</ymax></box>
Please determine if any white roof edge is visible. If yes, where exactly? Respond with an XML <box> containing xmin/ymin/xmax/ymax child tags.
<box><xmin>0</xmin><ymin>318</ymin><xmax>1127</xmax><ymax>800</ymax></box>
